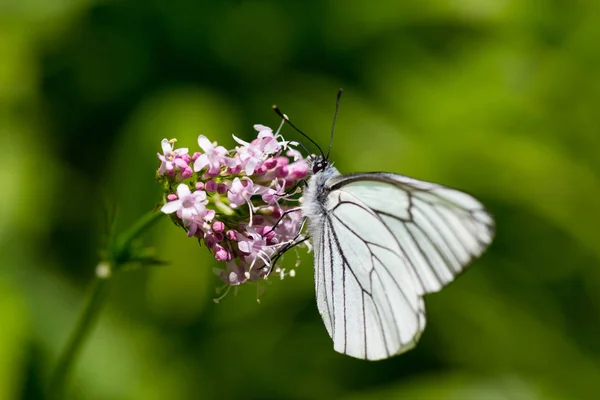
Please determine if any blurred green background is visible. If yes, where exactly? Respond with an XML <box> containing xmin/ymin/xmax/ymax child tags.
<box><xmin>2</xmin><ymin>0</ymin><xmax>600</xmax><ymax>399</ymax></box>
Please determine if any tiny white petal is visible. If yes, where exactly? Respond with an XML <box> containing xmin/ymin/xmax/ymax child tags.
<box><xmin>161</xmin><ymin>200</ymin><xmax>182</xmax><ymax>214</ymax></box>
<box><xmin>253</xmin><ymin>124</ymin><xmax>271</xmax><ymax>132</ymax></box>
<box><xmin>232</xmin><ymin>134</ymin><xmax>250</xmax><ymax>146</ymax></box>
<box><xmin>197</xmin><ymin>135</ymin><xmax>213</xmax><ymax>152</ymax></box>
<box><xmin>160</xmin><ymin>138</ymin><xmax>172</xmax><ymax>154</ymax></box>
<box><xmin>176</xmin><ymin>184</ymin><xmax>192</xmax><ymax>198</ymax></box>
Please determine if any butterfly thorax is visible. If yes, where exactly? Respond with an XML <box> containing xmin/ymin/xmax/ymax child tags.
<box><xmin>301</xmin><ymin>158</ymin><xmax>340</xmax><ymax>224</ymax></box>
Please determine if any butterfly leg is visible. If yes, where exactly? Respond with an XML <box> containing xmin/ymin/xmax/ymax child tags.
<box><xmin>283</xmin><ymin>179</ymin><xmax>308</xmax><ymax>196</ymax></box>
<box><xmin>262</xmin><ymin>217</ymin><xmax>309</xmax><ymax>276</ymax></box>
<box><xmin>261</xmin><ymin>207</ymin><xmax>303</xmax><ymax>238</ymax></box>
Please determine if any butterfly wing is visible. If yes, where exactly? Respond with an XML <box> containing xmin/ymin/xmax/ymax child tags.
<box><xmin>311</xmin><ymin>171</ymin><xmax>494</xmax><ymax>360</ymax></box>
<box><xmin>312</xmin><ymin>204</ymin><xmax>426</xmax><ymax>360</ymax></box>
<box><xmin>329</xmin><ymin>172</ymin><xmax>495</xmax><ymax>294</ymax></box>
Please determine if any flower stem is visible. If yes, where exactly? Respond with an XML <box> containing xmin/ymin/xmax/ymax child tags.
<box><xmin>49</xmin><ymin>210</ymin><xmax>164</xmax><ymax>398</ymax></box>
<box><xmin>49</xmin><ymin>278</ymin><xmax>110</xmax><ymax>397</ymax></box>
<box><xmin>114</xmin><ymin>209</ymin><xmax>165</xmax><ymax>262</ymax></box>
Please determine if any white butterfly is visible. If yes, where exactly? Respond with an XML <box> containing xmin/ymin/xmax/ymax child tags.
<box><xmin>301</xmin><ymin>158</ymin><xmax>494</xmax><ymax>360</ymax></box>
<box><xmin>276</xmin><ymin>92</ymin><xmax>495</xmax><ymax>361</ymax></box>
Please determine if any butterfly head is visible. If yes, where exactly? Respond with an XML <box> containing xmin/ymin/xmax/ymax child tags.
<box><xmin>310</xmin><ymin>155</ymin><xmax>329</xmax><ymax>174</ymax></box>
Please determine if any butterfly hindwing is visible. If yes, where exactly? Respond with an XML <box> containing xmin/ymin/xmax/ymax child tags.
<box><xmin>310</xmin><ymin>174</ymin><xmax>426</xmax><ymax>360</ymax></box>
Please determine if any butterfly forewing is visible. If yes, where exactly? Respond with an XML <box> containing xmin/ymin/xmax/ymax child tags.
<box><xmin>328</xmin><ymin>172</ymin><xmax>495</xmax><ymax>294</ymax></box>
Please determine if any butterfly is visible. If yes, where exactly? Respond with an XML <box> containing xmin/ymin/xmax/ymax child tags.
<box><xmin>274</xmin><ymin>90</ymin><xmax>494</xmax><ymax>360</ymax></box>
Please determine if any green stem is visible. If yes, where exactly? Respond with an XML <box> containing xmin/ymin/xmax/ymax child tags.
<box><xmin>48</xmin><ymin>278</ymin><xmax>110</xmax><ymax>397</ymax></box>
<box><xmin>115</xmin><ymin>209</ymin><xmax>165</xmax><ymax>261</ymax></box>
<box><xmin>49</xmin><ymin>210</ymin><xmax>164</xmax><ymax>398</ymax></box>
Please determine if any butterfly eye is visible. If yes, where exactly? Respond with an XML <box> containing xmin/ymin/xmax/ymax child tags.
<box><xmin>312</xmin><ymin>157</ymin><xmax>329</xmax><ymax>174</ymax></box>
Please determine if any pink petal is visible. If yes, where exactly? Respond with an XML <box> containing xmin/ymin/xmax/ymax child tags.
<box><xmin>174</xmin><ymin>158</ymin><xmax>189</xmax><ymax>168</ymax></box>
<box><xmin>238</xmin><ymin>241</ymin><xmax>251</xmax><ymax>253</ymax></box>
<box><xmin>205</xmin><ymin>209</ymin><xmax>216</xmax><ymax>221</ymax></box>
<box><xmin>193</xmin><ymin>154</ymin><xmax>209</xmax><ymax>172</ymax></box>
<box><xmin>245</xmin><ymin>158</ymin><xmax>259</xmax><ymax>175</ymax></box>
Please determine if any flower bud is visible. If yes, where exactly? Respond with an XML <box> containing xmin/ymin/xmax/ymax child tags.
<box><xmin>275</xmin><ymin>166</ymin><xmax>288</xmax><ymax>178</ymax></box>
<box><xmin>217</xmin><ymin>183</ymin><xmax>228</xmax><ymax>195</ymax></box>
<box><xmin>214</xmin><ymin>245</ymin><xmax>230</xmax><ymax>261</ymax></box>
<box><xmin>181</xmin><ymin>167</ymin><xmax>193</xmax><ymax>179</ymax></box>
<box><xmin>263</xmin><ymin>158</ymin><xmax>277</xmax><ymax>169</ymax></box>
<box><xmin>205</xmin><ymin>235</ymin><xmax>216</xmax><ymax>248</ymax></box>
<box><xmin>227</xmin><ymin>164</ymin><xmax>242</xmax><ymax>175</ymax></box>
<box><xmin>254</xmin><ymin>165</ymin><xmax>267</xmax><ymax>176</ymax></box>
<box><xmin>213</xmin><ymin>220</ymin><xmax>225</xmax><ymax>233</ymax></box>
<box><xmin>205</xmin><ymin>180</ymin><xmax>217</xmax><ymax>192</ymax></box>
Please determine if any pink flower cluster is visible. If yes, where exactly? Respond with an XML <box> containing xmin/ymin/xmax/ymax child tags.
<box><xmin>156</xmin><ymin>123</ymin><xmax>309</xmax><ymax>291</ymax></box>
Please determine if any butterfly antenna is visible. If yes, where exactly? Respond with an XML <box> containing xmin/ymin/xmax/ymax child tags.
<box><xmin>273</xmin><ymin>105</ymin><xmax>325</xmax><ymax>158</ymax></box>
<box><xmin>326</xmin><ymin>88</ymin><xmax>343</xmax><ymax>160</ymax></box>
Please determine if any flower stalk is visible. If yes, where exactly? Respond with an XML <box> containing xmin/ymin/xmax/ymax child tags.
<box><xmin>49</xmin><ymin>210</ymin><xmax>164</xmax><ymax>398</ymax></box>
<box><xmin>49</xmin><ymin>278</ymin><xmax>110</xmax><ymax>397</ymax></box>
